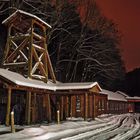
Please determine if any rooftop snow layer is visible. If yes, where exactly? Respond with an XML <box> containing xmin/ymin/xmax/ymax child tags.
<box><xmin>2</xmin><ymin>10</ymin><xmax>52</xmax><ymax>28</ymax></box>
<box><xmin>100</xmin><ymin>89</ymin><xmax>127</xmax><ymax>102</ymax></box>
<box><xmin>0</xmin><ymin>68</ymin><xmax>101</xmax><ymax>91</ymax></box>
<box><xmin>126</xmin><ymin>96</ymin><xmax>140</xmax><ymax>100</ymax></box>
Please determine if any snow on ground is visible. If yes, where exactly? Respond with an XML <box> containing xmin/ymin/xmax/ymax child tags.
<box><xmin>0</xmin><ymin>113</ymin><xmax>140</xmax><ymax>140</ymax></box>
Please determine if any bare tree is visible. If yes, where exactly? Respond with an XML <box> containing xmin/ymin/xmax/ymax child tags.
<box><xmin>0</xmin><ymin>0</ymin><xmax>125</xmax><ymax>90</ymax></box>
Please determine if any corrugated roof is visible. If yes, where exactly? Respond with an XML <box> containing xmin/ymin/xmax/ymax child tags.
<box><xmin>0</xmin><ymin>68</ymin><xmax>101</xmax><ymax>91</ymax></box>
<box><xmin>2</xmin><ymin>10</ymin><xmax>52</xmax><ymax>28</ymax></box>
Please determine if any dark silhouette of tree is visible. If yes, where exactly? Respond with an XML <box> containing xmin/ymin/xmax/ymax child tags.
<box><xmin>125</xmin><ymin>68</ymin><xmax>140</xmax><ymax>96</ymax></box>
<box><xmin>0</xmin><ymin>0</ymin><xmax>125</xmax><ymax>90</ymax></box>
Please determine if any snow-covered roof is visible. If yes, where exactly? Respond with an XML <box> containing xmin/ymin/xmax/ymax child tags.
<box><xmin>0</xmin><ymin>68</ymin><xmax>101</xmax><ymax>92</ymax></box>
<box><xmin>115</xmin><ymin>91</ymin><xmax>129</xmax><ymax>97</ymax></box>
<box><xmin>126</xmin><ymin>96</ymin><xmax>140</xmax><ymax>100</ymax></box>
<box><xmin>100</xmin><ymin>89</ymin><xmax>127</xmax><ymax>102</ymax></box>
<box><xmin>55</xmin><ymin>82</ymin><xmax>102</xmax><ymax>91</ymax></box>
<box><xmin>2</xmin><ymin>10</ymin><xmax>52</xmax><ymax>28</ymax></box>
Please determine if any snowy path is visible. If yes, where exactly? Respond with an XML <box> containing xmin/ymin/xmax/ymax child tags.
<box><xmin>0</xmin><ymin>113</ymin><xmax>140</xmax><ymax>140</ymax></box>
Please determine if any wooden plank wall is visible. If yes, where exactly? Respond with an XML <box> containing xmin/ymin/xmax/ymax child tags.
<box><xmin>108</xmin><ymin>100</ymin><xmax>128</xmax><ymax>114</ymax></box>
<box><xmin>93</xmin><ymin>94</ymin><xmax>107</xmax><ymax>117</ymax></box>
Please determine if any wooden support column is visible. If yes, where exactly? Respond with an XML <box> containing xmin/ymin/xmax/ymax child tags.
<box><xmin>43</xmin><ymin>26</ymin><xmax>48</xmax><ymax>82</ymax></box>
<box><xmin>93</xmin><ymin>94</ymin><xmax>96</xmax><ymax>119</ymax></box>
<box><xmin>26</xmin><ymin>19</ymin><xmax>33</xmax><ymax>125</ymax></box>
<box><xmin>32</xmin><ymin>93</ymin><xmax>36</xmax><ymax>123</ymax></box>
<box><xmin>47</xmin><ymin>94</ymin><xmax>51</xmax><ymax>122</ymax></box>
<box><xmin>28</xmin><ymin>20</ymin><xmax>33</xmax><ymax>77</ymax></box>
<box><xmin>66</xmin><ymin>96</ymin><xmax>69</xmax><ymax>117</ymax></box>
<box><xmin>25</xmin><ymin>92</ymin><xmax>31</xmax><ymax>125</ymax></box>
<box><xmin>84</xmin><ymin>93</ymin><xmax>88</xmax><ymax>121</ymax></box>
<box><xmin>3</xmin><ymin>24</ymin><xmax>12</xmax><ymax>64</ymax></box>
<box><xmin>6</xmin><ymin>87</ymin><xmax>12</xmax><ymax>126</ymax></box>
<box><xmin>60</xmin><ymin>96</ymin><xmax>64</xmax><ymax>120</ymax></box>
<box><xmin>70</xmin><ymin>96</ymin><xmax>73</xmax><ymax>117</ymax></box>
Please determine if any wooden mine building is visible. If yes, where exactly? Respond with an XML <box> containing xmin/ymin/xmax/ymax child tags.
<box><xmin>1</xmin><ymin>9</ymin><xmax>138</xmax><ymax>126</ymax></box>
<box><xmin>0</xmin><ymin>10</ymin><xmax>107</xmax><ymax>125</ymax></box>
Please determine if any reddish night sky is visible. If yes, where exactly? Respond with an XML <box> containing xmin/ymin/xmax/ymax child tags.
<box><xmin>97</xmin><ymin>0</ymin><xmax>140</xmax><ymax>72</ymax></box>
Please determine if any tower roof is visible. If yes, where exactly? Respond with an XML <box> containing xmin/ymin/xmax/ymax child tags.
<box><xmin>2</xmin><ymin>10</ymin><xmax>52</xmax><ymax>28</ymax></box>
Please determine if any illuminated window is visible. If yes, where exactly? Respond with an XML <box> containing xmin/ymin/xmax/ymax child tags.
<box><xmin>76</xmin><ymin>96</ymin><xmax>81</xmax><ymax>112</ymax></box>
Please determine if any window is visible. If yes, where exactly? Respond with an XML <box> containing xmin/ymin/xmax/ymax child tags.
<box><xmin>98</xmin><ymin>100</ymin><xmax>101</xmax><ymax>111</ymax></box>
<box><xmin>76</xmin><ymin>96</ymin><xmax>81</xmax><ymax>112</ymax></box>
<box><xmin>101</xmin><ymin>99</ymin><xmax>104</xmax><ymax>110</ymax></box>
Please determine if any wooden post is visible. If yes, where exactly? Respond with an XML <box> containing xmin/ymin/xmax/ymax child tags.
<box><xmin>43</xmin><ymin>26</ymin><xmax>48</xmax><ymax>82</ymax></box>
<box><xmin>11</xmin><ymin>111</ymin><xmax>15</xmax><ymax>133</ymax></box>
<box><xmin>84</xmin><ymin>93</ymin><xmax>88</xmax><ymax>121</ymax></box>
<box><xmin>47</xmin><ymin>94</ymin><xmax>51</xmax><ymax>122</ymax></box>
<box><xmin>28</xmin><ymin>20</ymin><xmax>33</xmax><ymax>77</ymax></box>
<box><xmin>66</xmin><ymin>96</ymin><xmax>69</xmax><ymax>117</ymax></box>
<box><xmin>57</xmin><ymin>110</ymin><xmax>60</xmax><ymax>124</ymax></box>
<box><xmin>25</xmin><ymin>92</ymin><xmax>31</xmax><ymax>125</ymax></box>
<box><xmin>70</xmin><ymin>96</ymin><xmax>73</xmax><ymax>118</ymax></box>
<box><xmin>6</xmin><ymin>88</ymin><xmax>12</xmax><ymax>126</ymax></box>
<box><xmin>3</xmin><ymin>24</ymin><xmax>12</xmax><ymax>63</ymax></box>
<box><xmin>93</xmin><ymin>94</ymin><xmax>96</xmax><ymax>119</ymax></box>
<box><xmin>60</xmin><ymin>96</ymin><xmax>64</xmax><ymax>120</ymax></box>
<box><xmin>32</xmin><ymin>93</ymin><xmax>36</xmax><ymax>123</ymax></box>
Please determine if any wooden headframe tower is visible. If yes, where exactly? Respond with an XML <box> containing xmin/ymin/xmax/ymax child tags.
<box><xmin>2</xmin><ymin>10</ymin><xmax>56</xmax><ymax>83</ymax></box>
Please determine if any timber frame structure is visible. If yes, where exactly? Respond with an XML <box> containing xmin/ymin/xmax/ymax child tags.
<box><xmin>1</xmin><ymin>10</ymin><xmax>57</xmax><ymax>125</ymax></box>
<box><xmin>0</xmin><ymin>68</ymin><xmax>104</xmax><ymax>125</ymax></box>
<box><xmin>2</xmin><ymin>10</ymin><xmax>56</xmax><ymax>83</ymax></box>
<box><xmin>1</xmin><ymin>10</ymin><xmax>105</xmax><ymax>125</ymax></box>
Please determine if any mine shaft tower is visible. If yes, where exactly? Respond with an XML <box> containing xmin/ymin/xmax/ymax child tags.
<box><xmin>2</xmin><ymin>10</ymin><xmax>56</xmax><ymax>83</ymax></box>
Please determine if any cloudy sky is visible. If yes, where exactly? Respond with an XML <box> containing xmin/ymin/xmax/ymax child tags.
<box><xmin>97</xmin><ymin>0</ymin><xmax>140</xmax><ymax>72</ymax></box>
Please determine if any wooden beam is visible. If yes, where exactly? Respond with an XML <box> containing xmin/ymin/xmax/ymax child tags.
<box><xmin>11</xmin><ymin>40</ymin><xmax>28</xmax><ymax>61</ymax></box>
<box><xmin>10</xmin><ymin>33</ymin><xmax>30</xmax><ymax>40</ymax></box>
<box><xmin>32</xmin><ymin>48</ymin><xmax>43</xmax><ymax>62</ymax></box>
<box><xmin>31</xmin><ymin>74</ymin><xmax>46</xmax><ymax>80</ymax></box>
<box><xmin>46</xmin><ymin>50</ymin><xmax>56</xmax><ymax>83</ymax></box>
<box><xmin>31</xmin><ymin>93</ymin><xmax>36</xmax><ymax>123</ymax></box>
<box><xmin>66</xmin><ymin>96</ymin><xmax>69</xmax><ymax>117</ymax></box>
<box><xmin>60</xmin><ymin>96</ymin><xmax>64</xmax><ymax>120</ymax></box>
<box><xmin>2</xmin><ymin>24</ymin><xmax>12</xmax><ymax>64</ymax></box>
<box><xmin>42</xmin><ymin>26</ymin><xmax>49</xmax><ymax>83</ymax></box>
<box><xmin>92</xmin><ymin>95</ymin><xmax>95</xmax><ymax>119</ymax></box>
<box><xmin>33</xmin><ymin>32</ymin><xmax>45</xmax><ymax>41</ymax></box>
<box><xmin>32</xmin><ymin>44</ymin><xmax>45</xmax><ymax>52</ymax></box>
<box><xmin>84</xmin><ymin>93</ymin><xmax>88</xmax><ymax>121</ymax></box>
<box><xmin>93</xmin><ymin>94</ymin><xmax>96</xmax><ymax>119</ymax></box>
<box><xmin>28</xmin><ymin>20</ymin><xmax>33</xmax><ymax>77</ymax></box>
<box><xmin>25</xmin><ymin>92</ymin><xmax>31</xmax><ymax>125</ymax></box>
<box><xmin>39</xmin><ymin>61</ymin><xmax>47</xmax><ymax>77</ymax></box>
<box><xmin>5</xmin><ymin>87</ymin><xmax>12</xmax><ymax>126</ymax></box>
<box><xmin>70</xmin><ymin>96</ymin><xmax>73</xmax><ymax>117</ymax></box>
<box><xmin>31</xmin><ymin>62</ymin><xmax>40</xmax><ymax>75</ymax></box>
<box><xmin>47</xmin><ymin>94</ymin><xmax>51</xmax><ymax>122</ymax></box>
<box><xmin>3</xmin><ymin>62</ymin><xmax>27</xmax><ymax>67</ymax></box>
<box><xmin>6</xmin><ymin>37</ymin><xmax>29</xmax><ymax>63</ymax></box>
<box><xmin>32</xmin><ymin>48</ymin><xmax>47</xmax><ymax>79</ymax></box>
<box><xmin>33</xmin><ymin>19</ymin><xmax>46</xmax><ymax>30</ymax></box>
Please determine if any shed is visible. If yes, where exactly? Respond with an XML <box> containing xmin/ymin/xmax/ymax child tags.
<box><xmin>0</xmin><ymin>68</ymin><xmax>104</xmax><ymax>124</ymax></box>
<box><xmin>100</xmin><ymin>89</ymin><xmax>128</xmax><ymax>114</ymax></box>
<box><xmin>126</xmin><ymin>96</ymin><xmax>140</xmax><ymax>113</ymax></box>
